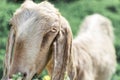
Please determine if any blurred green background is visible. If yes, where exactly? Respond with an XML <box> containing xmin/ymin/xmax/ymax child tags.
<box><xmin>0</xmin><ymin>0</ymin><xmax>120</xmax><ymax>80</ymax></box>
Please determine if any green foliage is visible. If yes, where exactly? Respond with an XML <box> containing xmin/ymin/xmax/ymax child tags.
<box><xmin>12</xmin><ymin>72</ymin><xmax>23</xmax><ymax>80</ymax></box>
<box><xmin>0</xmin><ymin>0</ymin><xmax>120</xmax><ymax>79</ymax></box>
<box><xmin>112</xmin><ymin>64</ymin><xmax>120</xmax><ymax>80</ymax></box>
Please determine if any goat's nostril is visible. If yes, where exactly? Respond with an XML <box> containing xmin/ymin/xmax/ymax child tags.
<box><xmin>23</xmin><ymin>72</ymin><xmax>27</xmax><ymax>77</ymax></box>
<box><xmin>9</xmin><ymin>76</ymin><xmax>12</xmax><ymax>79</ymax></box>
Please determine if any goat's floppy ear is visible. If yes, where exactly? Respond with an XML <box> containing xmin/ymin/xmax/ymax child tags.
<box><xmin>2</xmin><ymin>27</ymin><xmax>15</xmax><ymax>79</ymax></box>
<box><xmin>52</xmin><ymin>17</ymin><xmax>72</xmax><ymax>80</ymax></box>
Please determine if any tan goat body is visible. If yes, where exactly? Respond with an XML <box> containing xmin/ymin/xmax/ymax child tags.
<box><xmin>2</xmin><ymin>0</ymin><xmax>116</xmax><ymax>80</ymax></box>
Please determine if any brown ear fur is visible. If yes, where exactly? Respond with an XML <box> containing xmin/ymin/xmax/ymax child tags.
<box><xmin>52</xmin><ymin>16</ymin><xmax>72</xmax><ymax>80</ymax></box>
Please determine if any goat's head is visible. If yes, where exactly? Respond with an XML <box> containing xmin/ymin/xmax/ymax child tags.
<box><xmin>2</xmin><ymin>0</ymin><xmax>72</xmax><ymax>80</ymax></box>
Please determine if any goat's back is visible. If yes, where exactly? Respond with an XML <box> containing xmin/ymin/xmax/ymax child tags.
<box><xmin>71</xmin><ymin>14</ymin><xmax>116</xmax><ymax>80</ymax></box>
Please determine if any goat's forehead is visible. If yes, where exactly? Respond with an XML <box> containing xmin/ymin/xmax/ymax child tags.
<box><xmin>11</xmin><ymin>8</ymin><xmax>38</xmax><ymax>26</ymax></box>
<box><xmin>11</xmin><ymin>4</ymin><xmax>60</xmax><ymax>28</ymax></box>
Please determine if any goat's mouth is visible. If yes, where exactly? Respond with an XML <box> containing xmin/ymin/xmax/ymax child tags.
<box><xmin>6</xmin><ymin>72</ymin><xmax>38</xmax><ymax>80</ymax></box>
<box><xmin>8</xmin><ymin>72</ymin><xmax>26</xmax><ymax>80</ymax></box>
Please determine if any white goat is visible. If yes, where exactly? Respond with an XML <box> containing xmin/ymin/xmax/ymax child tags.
<box><xmin>2</xmin><ymin>0</ymin><xmax>116</xmax><ymax>80</ymax></box>
<box><xmin>68</xmin><ymin>14</ymin><xmax>116</xmax><ymax>80</ymax></box>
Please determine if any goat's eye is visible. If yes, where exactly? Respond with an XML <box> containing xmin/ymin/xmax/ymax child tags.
<box><xmin>50</xmin><ymin>27</ymin><xmax>57</xmax><ymax>33</ymax></box>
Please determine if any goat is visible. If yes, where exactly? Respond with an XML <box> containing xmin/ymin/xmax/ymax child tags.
<box><xmin>68</xmin><ymin>14</ymin><xmax>117</xmax><ymax>80</ymax></box>
<box><xmin>2</xmin><ymin>0</ymin><xmax>116</xmax><ymax>80</ymax></box>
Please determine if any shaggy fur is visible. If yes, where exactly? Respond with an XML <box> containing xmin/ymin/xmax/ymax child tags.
<box><xmin>2</xmin><ymin>0</ymin><xmax>116</xmax><ymax>80</ymax></box>
<box><xmin>68</xmin><ymin>14</ymin><xmax>116</xmax><ymax>80</ymax></box>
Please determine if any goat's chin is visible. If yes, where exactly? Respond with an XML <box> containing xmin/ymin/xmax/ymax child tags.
<box><xmin>18</xmin><ymin>71</ymin><xmax>37</xmax><ymax>80</ymax></box>
<box><xmin>25</xmin><ymin>72</ymin><xmax>37</xmax><ymax>80</ymax></box>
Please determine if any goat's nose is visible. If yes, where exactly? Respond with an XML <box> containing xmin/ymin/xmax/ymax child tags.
<box><xmin>9</xmin><ymin>72</ymin><xmax>27</xmax><ymax>79</ymax></box>
<box><xmin>23</xmin><ymin>72</ymin><xmax>27</xmax><ymax>78</ymax></box>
